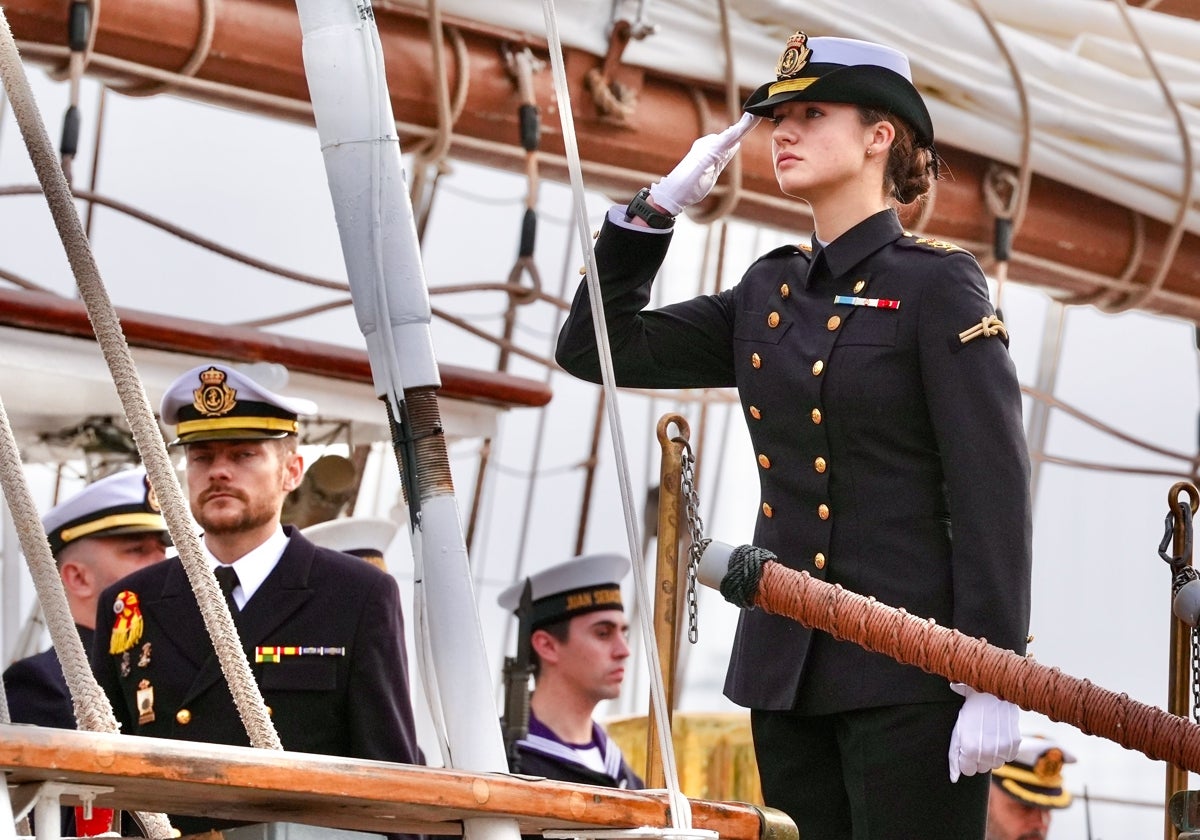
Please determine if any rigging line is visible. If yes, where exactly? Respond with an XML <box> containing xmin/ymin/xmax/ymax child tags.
<box><xmin>1051</xmin><ymin>209</ymin><xmax>1147</xmax><ymax>309</ymax></box>
<box><xmin>0</xmin><ymin>265</ymin><xmax>56</xmax><ymax>293</ymax></box>
<box><xmin>1096</xmin><ymin>0</ymin><xmax>1193</xmax><ymax>315</ymax></box>
<box><xmin>0</xmin><ymin>14</ymin><xmax>178</xmax><ymax>837</ymax></box>
<box><xmin>1035</xmin><ymin>454</ymin><xmax>1198</xmax><ymax>482</ymax></box>
<box><xmin>966</xmin><ymin>0</ymin><xmax>1034</xmax><ymax>315</ymax></box>
<box><xmin>1022</xmin><ymin>383</ymin><xmax>1200</xmax><ymax>465</ymax></box>
<box><xmin>494</xmin><ymin>206</ymin><xmax>581</xmax><ymax>674</ymax></box>
<box><xmin>46</xmin><ymin>0</ymin><xmax>97</xmax><ymax>83</ymax></box>
<box><xmin>540</xmin><ymin>0</ymin><xmax>691</xmax><ymax>828</ymax></box>
<box><xmin>408</xmin><ymin>0</ymin><xmax>458</xmax><ymax>214</ymax></box>
<box><xmin>113</xmin><ymin>0</ymin><xmax>215</xmax><ymax>97</ymax></box>
<box><xmin>0</xmin><ymin>3</ymin><xmax>280</xmax><ymax>767</ymax></box>
<box><xmin>83</xmin><ymin>83</ymin><xmax>108</xmax><ymax>240</ymax></box>
<box><xmin>0</xmin><ymin>184</ymin><xmax>352</xmax><ymax>291</ymax></box>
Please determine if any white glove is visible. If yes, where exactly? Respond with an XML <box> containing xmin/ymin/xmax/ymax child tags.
<box><xmin>947</xmin><ymin>683</ymin><xmax>1020</xmax><ymax>782</ymax></box>
<box><xmin>648</xmin><ymin>113</ymin><xmax>761</xmax><ymax>216</ymax></box>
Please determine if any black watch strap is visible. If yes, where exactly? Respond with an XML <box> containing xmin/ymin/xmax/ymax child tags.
<box><xmin>625</xmin><ymin>188</ymin><xmax>675</xmax><ymax>229</ymax></box>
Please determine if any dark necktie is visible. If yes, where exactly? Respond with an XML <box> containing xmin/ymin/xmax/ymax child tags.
<box><xmin>214</xmin><ymin>565</ymin><xmax>240</xmax><ymax>615</ymax></box>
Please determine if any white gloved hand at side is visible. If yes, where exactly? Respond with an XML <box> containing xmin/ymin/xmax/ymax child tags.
<box><xmin>947</xmin><ymin>683</ymin><xmax>1020</xmax><ymax>782</ymax></box>
<box><xmin>648</xmin><ymin>113</ymin><xmax>760</xmax><ymax>216</ymax></box>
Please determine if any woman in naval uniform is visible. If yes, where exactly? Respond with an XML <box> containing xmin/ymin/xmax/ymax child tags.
<box><xmin>555</xmin><ymin>31</ymin><xmax>1032</xmax><ymax>840</ymax></box>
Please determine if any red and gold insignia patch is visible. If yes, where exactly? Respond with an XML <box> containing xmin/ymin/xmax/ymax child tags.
<box><xmin>110</xmin><ymin>590</ymin><xmax>144</xmax><ymax>655</ymax></box>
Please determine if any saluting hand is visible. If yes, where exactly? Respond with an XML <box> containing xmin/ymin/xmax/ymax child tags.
<box><xmin>649</xmin><ymin>112</ymin><xmax>760</xmax><ymax>215</ymax></box>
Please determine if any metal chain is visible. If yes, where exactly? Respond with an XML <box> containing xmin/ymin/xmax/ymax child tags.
<box><xmin>1193</xmin><ymin>626</ymin><xmax>1200</xmax><ymax>725</ymax></box>
<box><xmin>679</xmin><ymin>438</ymin><xmax>710</xmax><ymax>643</ymax></box>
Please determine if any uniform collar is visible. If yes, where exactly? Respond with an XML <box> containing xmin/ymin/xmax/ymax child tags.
<box><xmin>817</xmin><ymin>208</ymin><xmax>902</xmax><ymax>278</ymax></box>
<box><xmin>204</xmin><ymin>526</ymin><xmax>289</xmax><ymax>608</ymax></box>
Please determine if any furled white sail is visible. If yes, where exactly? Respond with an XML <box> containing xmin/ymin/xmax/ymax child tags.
<box><xmin>398</xmin><ymin>0</ymin><xmax>1200</xmax><ymax>231</ymax></box>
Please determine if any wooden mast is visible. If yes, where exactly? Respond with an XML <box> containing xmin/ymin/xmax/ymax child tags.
<box><xmin>6</xmin><ymin>0</ymin><xmax>1200</xmax><ymax>323</ymax></box>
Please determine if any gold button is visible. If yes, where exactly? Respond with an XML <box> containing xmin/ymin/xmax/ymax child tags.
<box><xmin>751</xmin><ymin>353</ymin><xmax>762</xmax><ymax>369</ymax></box>
<box><xmin>175</xmin><ymin>709</ymin><xmax>191</xmax><ymax>725</ymax></box>
<box><xmin>811</xmin><ymin>408</ymin><xmax>822</xmax><ymax>425</ymax></box>
<box><xmin>579</xmin><ymin>266</ymin><xmax>587</xmax><ymax>275</ymax></box>
<box><xmin>827</xmin><ymin>315</ymin><xmax>841</xmax><ymax>331</ymax></box>
<box><xmin>762</xmin><ymin>503</ymin><xmax>774</xmax><ymax>518</ymax></box>
<box><xmin>814</xmin><ymin>457</ymin><xmax>827</xmax><ymax>473</ymax></box>
<box><xmin>767</xmin><ymin>312</ymin><xmax>781</xmax><ymax>328</ymax></box>
<box><xmin>812</xmin><ymin>360</ymin><xmax>824</xmax><ymax>376</ymax></box>
<box><xmin>853</xmin><ymin>279</ymin><xmax>866</xmax><ymax>294</ymax></box>
<box><xmin>266</xmin><ymin>706</ymin><xmax>273</xmax><ymax>717</ymax></box>
<box><xmin>749</xmin><ymin>405</ymin><xmax>762</xmax><ymax>420</ymax></box>
<box><xmin>780</xmin><ymin>283</ymin><xmax>790</xmax><ymax>299</ymax></box>
<box><xmin>814</xmin><ymin>553</ymin><xmax>826</xmax><ymax>570</ymax></box>
<box><xmin>818</xmin><ymin>504</ymin><xmax>830</xmax><ymax>520</ymax></box>
<box><xmin>758</xmin><ymin>454</ymin><xmax>771</xmax><ymax>469</ymax></box>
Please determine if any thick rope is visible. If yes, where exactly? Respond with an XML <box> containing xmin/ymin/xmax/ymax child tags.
<box><xmin>717</xmin><ymin>545</ymin><xmax>1200</xmax><ymax>772</ymax></box>
<box><xmin>1091</xmin><ymin>0</ymin><xmax>1193</xmax><ymax>315</ymax></box>
<box><xmin>0</xmin><ymin>5</ymin><xmax>281</xmax><ymax>766</ymax></box>
<box><xmin>540</xmin><ymin>0</ymin><xmax>692</xmax><ymax>828</ymax></box>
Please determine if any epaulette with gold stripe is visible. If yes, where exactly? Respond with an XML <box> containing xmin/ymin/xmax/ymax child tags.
<box><xmin>901</xmin><ymin>232</ymin><xmax>967</xmax><ymax>254</ymax></box>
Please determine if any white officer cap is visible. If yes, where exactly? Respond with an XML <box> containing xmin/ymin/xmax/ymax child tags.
<box><xmin>302</xmin><ymin>516</ymin><xmax>398</xmax><ymax>571</ymax></box>
<box><xmin>992</xmin><ymin>734</ymin><xmax>1077</xmax><ymax>809</ymax></box>
<box><xmin>497</xmin><ymin>553</ymin><xmax>630</xmax><ymax>630</ymax></box>
<box><xmin>160</xmin><ymin>363</ymin><xmax>317</xmax><ymax>445</ymax></box>
<box><xmin>42</xmin><ymin>468</ymin><xmax>169</xmax><ymax>556</ymax></box>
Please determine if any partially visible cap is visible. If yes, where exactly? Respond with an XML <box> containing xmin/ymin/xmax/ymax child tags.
<box><xmin>497</xmin><ymin>553</ymin><xmax>630</xmax><ymax>630</ymax></box>
<box><xmin>301</xmin><ymin>516</ymin><xmax>398</xmax><ymax>571</ymax></box>
<box><xmin>160</xmin><ymin>363</ymin><xmax>317</xmax><ymax>445</ymax></box>
<box><xmin>742</xmin><ymin>31</ymin><xmax>934</xmax><ymax>148</ymax></box>
<box><xmin>992</xmin><ymin>735</ymin><xmax>1077</xmax><ymax>809</ymax></box>
<box><xmin>42</xmin><ymin>468</ymin><xmax>169</xmax><ymax>556</ymax></box>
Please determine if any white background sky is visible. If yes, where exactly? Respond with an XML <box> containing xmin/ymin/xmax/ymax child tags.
<box><xmin>2</xmin><ymin>61</ymin><xmax>1199</xmax><ymax>839</ymax></box>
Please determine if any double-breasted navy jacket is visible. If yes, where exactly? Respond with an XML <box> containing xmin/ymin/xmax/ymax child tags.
<box><xmin>92</xmin><ymin>526</ymin><xmax>422</xmax><ymax>833</ymax></box>
<box><xmin>556</xmin><ymin>208</ymin><xmax>1032</xmax><ymax>714</ymax></box>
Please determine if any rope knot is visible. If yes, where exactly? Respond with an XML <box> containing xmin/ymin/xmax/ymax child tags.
<box><xmin>719</xmin><ymin>543</ymin><xmax>776</xmax><ymax>607</ymax></box>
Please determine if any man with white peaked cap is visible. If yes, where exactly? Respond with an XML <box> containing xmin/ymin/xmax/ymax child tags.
<box><xmin>987</xmin><ymin>735</ymin><xmax>1076</xmax><ymax>840</ymax></box>
<box><xmin>91</xmin><ymin>362</ymin><xmax>423</xmax><ymax>839</ymax></box>
<box><xmin>497</xmin><ymin>553</ymin><xmax>643</xmax><ymax>789</ymax></box>
<box><xmin>3</xmin><ymin>467</ymin><xmax>168</xmax><ymax>835</ymax></box>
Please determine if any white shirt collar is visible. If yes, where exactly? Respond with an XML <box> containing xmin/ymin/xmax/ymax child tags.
<box><xmin>205</xmin><ymin>527</ymin><xmax>289</xmax><ymax>609</ymax></box>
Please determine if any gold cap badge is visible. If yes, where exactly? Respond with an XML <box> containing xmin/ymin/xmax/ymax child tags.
<box><xmin>776</xmin><ymin>31</ymin><xmax>812</xmax><ymax>80</ymax></box>
<box><xmin>192</xmin><ymin>366</ymin><xmax>238</xmax><ymax>417</ymax></box>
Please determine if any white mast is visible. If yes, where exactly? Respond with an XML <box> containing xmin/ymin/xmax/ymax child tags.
<box><xmin>291</xmin><ymin>6</ymin><xmax>519</xmax><ymax>840</ymax></box>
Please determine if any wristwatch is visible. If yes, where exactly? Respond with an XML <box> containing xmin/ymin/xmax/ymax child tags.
<box><xmin>625</xmin><ymin>188</ymin><xmax>675</xmax><ymax>229</ymax></box>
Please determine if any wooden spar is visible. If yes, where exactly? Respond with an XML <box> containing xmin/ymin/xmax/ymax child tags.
<box><xmin>0</xmin><ymin>289</ymin><xmax>551</xmax><ymax>409</ymax></box>
<box><xmin>644</xmin><ymin>414</ymin><xmax>690</xmax><ymax>789</ymax></box>
<box><xmin>0</xmin><ymin>724</ymin><xmax>796</xmax><ymax>840</ymax></box>
<box><xmin>6</xmin><ymin>0</ymin><xmax>1200</xmax><ymax>324</ymax></box>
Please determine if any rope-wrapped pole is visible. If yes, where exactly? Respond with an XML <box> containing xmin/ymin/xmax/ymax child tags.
<box><xmin>700</xmin><ymin>541</ymin><xmax>1200</xmax><ymax>772</ymax></box>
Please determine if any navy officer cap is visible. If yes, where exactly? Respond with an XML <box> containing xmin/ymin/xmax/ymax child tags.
<box><xmin>42</xmin><ymin>468</ymin><xmax>168</xmax><ymax>557</ymax></box>
<box><xmin>743</xmin><ymin>31</ymin><xmax>934</xmax><ymax>149</ymax></box>
<box><xmin>498</xmin><ymin>553</ymin><xmax>630</xmax><ymax>631</ymax></box>
<box><xmin>161</xmin><ymin>363</ymin><xmax>317</xmax><ymax>446</ymax></box>
<box><xmin>302</xmin><ymin>516</ymin><xmax>399</xmax><ymax>572</ymax></box>
<box><xmin>992</xmin><ymin>734</ymin><xmax>1077</xmax><ymax>810</ymax></box>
